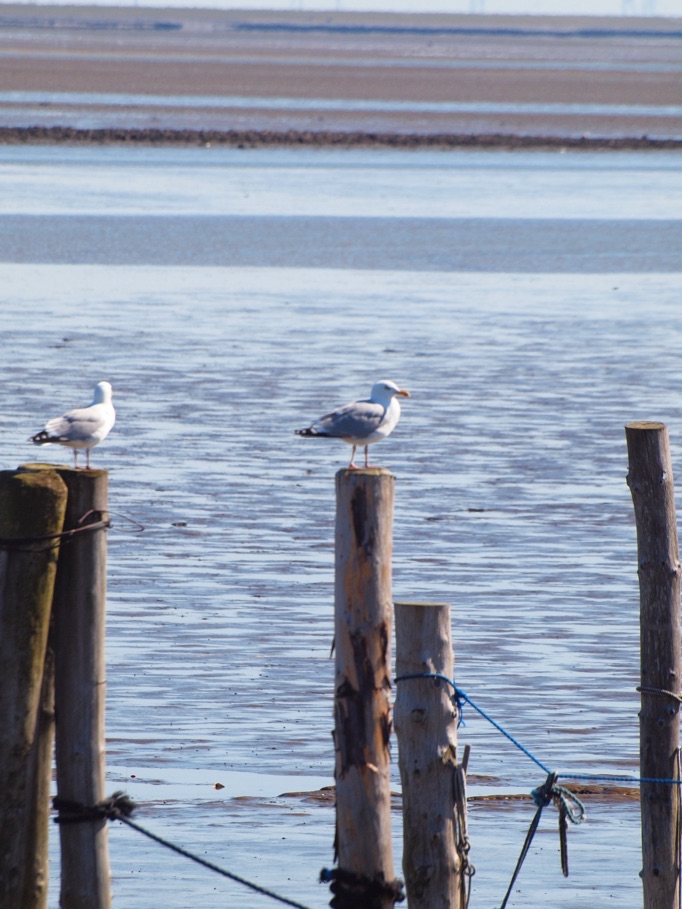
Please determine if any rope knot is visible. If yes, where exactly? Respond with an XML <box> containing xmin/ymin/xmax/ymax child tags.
<box><xmin>53</xmin><ymin>791</ymin><xmax>135</xmax><ymax>824</ymax></box>
<box><xmin>531</xmin><ymin>771</ymin><xmax>558</xmax><ymax>809</ymax></box>
<box><xmin>320</xmin><ymin>867</ymin><xmax>405</xmax><ymax>908</ymax></box>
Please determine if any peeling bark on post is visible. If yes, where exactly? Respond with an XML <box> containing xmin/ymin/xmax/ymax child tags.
<box><xmin>394</xmin><ymin>601</ymin><xmax>464</xmax><ymax>909</ymax></box>
<box><xmin>333</xmin><ymin>467</ymin><xmax>398</xmax><ymax>909</ymax></box>
<box><xmin>0</xmin><ymin>468</ymin><xmax>68</xmax><ymax>909</ymax></box>
<box><xmin>625</xmin><ymin>421</ymin><xmax>681</xmax><ymax>909</ymax></box>
<box><xmin>52</xmin><ymin>468</ymin><xmax>111</xmax><ymax>909</ymax></box>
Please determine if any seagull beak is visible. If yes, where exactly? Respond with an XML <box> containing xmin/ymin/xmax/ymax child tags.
<box><xmin>397</xmin><ymin>389</ymin><xmax>410</xmax><ymax>397</ymax></box>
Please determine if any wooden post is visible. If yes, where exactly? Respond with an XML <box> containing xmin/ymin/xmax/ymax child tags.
<box><xmin>331</xmin><ymin>467</ymin><xmax>402</xmax><ymax>909</ymax></box>
<box><xmin>52</xmin><ymin>468</ymin><xmax>112</xmax><ymax>909</ymax></box>
<box><xmin>394</xmin><ymin>601</ymin><xmax>465</xmax><ymax>909</ymax></box>
<box><xmin>23</xmin><ymin>643</ymin><xmax>57</xmax><ymax>909</ymax></box>
<box><xmin>0</xmin><ymin>468</ymin><xmax>68</xmax><ymax>909</ymax></box>
<box><xmin>625</xmin><ymin>421</ymin><xmax>681</xmax><ymax>909</ymax></box>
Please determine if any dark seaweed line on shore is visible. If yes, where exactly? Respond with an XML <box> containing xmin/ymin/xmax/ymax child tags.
<box><xmin>0</xmin><ymin>126</ymin><xmax>679</xmax><ymax>150</ymax></box>
<box><xmin>234</xmin><ymin>21</ymin><xmax>682</xmax><ymax>40</ymax></box>
<box><xmin>2</xmin><ymin>15</ymin><xmax>680</xmax><ymax>40</ymax></box>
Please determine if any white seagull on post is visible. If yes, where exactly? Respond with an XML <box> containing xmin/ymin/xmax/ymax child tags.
<box><xmin>30</xmin><ymin>381</ymin><xmax>116</xmax><ymax>469</ymax></box>
<box><xmin>295</xmin><ymin>379</ymin><xmax>410</xmax><ymax>469</ymax></box>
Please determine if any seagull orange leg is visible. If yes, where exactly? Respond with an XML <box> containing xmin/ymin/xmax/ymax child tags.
<box><xmin>349</xmin><ymin>446</ymin><xmax>358</xmax><ymax>469</ymax></box>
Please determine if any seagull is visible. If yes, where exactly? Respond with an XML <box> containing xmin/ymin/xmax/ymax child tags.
<box><xmin>29</xmin><ymin>381</ymin><xmax>116</xmax><ymax>469</ymax></box>
<box><xmin>295</xmin><ymin>379</ymin><xmax>410</xmax><ymax>469</ymax></box>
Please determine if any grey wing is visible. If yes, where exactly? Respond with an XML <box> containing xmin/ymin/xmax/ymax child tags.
<box><xmin>44</xmin><ymin>407</ymin><xmax>101</xmax><ymax>442</ymax></box>
<box><xmin>314</xmin><ymin>401</ymin><xmax>384</xmax><ymax>439</ymax></box>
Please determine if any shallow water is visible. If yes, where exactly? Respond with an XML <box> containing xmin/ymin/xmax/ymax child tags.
<box><xmin>5</xmin><ymin>91</ymin><xmax>682</xmax><ymax>118</ymax></box>
<box><xmin>1</xmin><ymin>145</ymin><xmax>681</xmax><ymax>907</ymax></box>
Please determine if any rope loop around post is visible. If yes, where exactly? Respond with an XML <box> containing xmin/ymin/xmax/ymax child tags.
<box><xmin>637</xmin><ymin>685</ymin><xmax>682</xmax><ymax>704</ymax></box>
<box><xmin>53</xmin><ymin>791</ymin><xmax>136</xmax><ymax>825</ymax></box>
<box><xmin>0</xmin><ymin>509</ymin><xmax>111</xmax><ymax>552</ymax></box>
<box><xmin>320</xmin><ymin>867</ymin><xmax>405</xmax><ymax>909</ymax></box>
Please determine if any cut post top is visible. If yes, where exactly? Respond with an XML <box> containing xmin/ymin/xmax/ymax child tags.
<box><xmin>625</xmin><ymin>421</ymin><xmax>667</xmax><ymax>432</ymax></box>
<box><xmin>20</xmin><ymin>462</ymin><xmax>109</xmax><ymax>477</ymax></box>
<box><xmin>394</xmin><ymin>601</ymin><xmax>452</xmax><ymax>609</ymax></box>
<box><xmin>336</xmin><ymin>466</ymin><xmax>394</xmax><ymax>477</ymax></box>
<box><xmin>0</xmin><ymin>468</ymin><xmax>68</xmax><ymax>540</ymax></box>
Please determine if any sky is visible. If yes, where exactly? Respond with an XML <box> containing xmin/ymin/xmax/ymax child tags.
<box><xmin>5</xmin><ymin>0</ymin><xmax>680</xmax><ymax>14</ymax></box>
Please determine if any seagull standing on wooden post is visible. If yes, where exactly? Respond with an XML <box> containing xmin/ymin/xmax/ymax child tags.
<box><xmin>29</xmin><ymin>381</ymin><xmax>116</xmax><ymax>469</ymax></box>
<box><xmin>295</xmin><ymin>379</ymin><xmax>410</xmax><ymax>469</ymax></box>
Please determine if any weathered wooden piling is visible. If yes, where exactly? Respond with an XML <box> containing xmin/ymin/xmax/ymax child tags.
<box><xmin>394</xmin><ymin>601</ymin><xmax>466</xmax><ymax>909</ymax></box>
<box><xmin>52</xmin><ymin>468</ymin><xmax>112</xmax><ymax>909</ymax></box>
<box><xmin>23</xmin><ymin>643</ymin><xmax>57</xmax><ymax>909</ymax></box>
<box><xmin>625</xmin><ymin>422</ymin><xmax>681</xmax><ymax>909</ymax></box>
<box><xmin>332</xmin><ymin>467</ymin><xmax>402</xmax><ymax>909</ymax></box>
<box><xmin>0</xmin><ymin>468</ymin><xmax>68</xmax><ymax>909</ymax></box>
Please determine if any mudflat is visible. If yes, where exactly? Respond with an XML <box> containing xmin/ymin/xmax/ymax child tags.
<box><xmin>0</xmin><ymin>4</ymin><xmax>680</xmax><ymax>147</ymax></box>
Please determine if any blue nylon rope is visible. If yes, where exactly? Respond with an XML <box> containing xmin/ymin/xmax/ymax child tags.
<box><xmin>394</xmin><ymin>672</ymin><xmax>682</xmax><ymax>787</ymax></box>
<box><xmin>395</xmin><ymin>672</ymin><xmax>552</xmax><ymax>775</ymax></box>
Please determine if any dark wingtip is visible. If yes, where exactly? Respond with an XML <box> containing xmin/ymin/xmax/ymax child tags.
<box><xmin>295</xmin><ymin>428</ymin><xmax>328</xmax><ymax>438</ymax></box>
<box><xmin>30</xmin><ymin>431</ymin><xmax>50</xmax><ymax>445</ymax></box>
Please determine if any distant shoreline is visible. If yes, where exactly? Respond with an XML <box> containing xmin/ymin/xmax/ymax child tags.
<box><xmin>1</xmin><ymin>126</ymin><xmax>679</xmax><ymax>150</ymax></box>
<box><xmin>1</xmin><ymin>5</ymin><xmax>680</xmax><ymax>147</ymax></box>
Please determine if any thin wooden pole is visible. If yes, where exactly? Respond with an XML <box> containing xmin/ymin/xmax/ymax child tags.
<box><xmin>625</xmin><ymin>421</ymin><xmax>681</xmax><ymax>909</ymax></box>
<box><xmin>394</xmin><ymin>601</ymin><xmax>465</xmax><ymax>909</ymax></box>
<box><xmin>52</xmin><ymin>468</ymin><xmax>111</xmax><ymax>909</ymax></box>
<box><xmin>0</xmin><ymin>468</ymin><xmax>68</xmax><ymax>909</ymax></box>
<box><xmin>332</xmin><ymin>467</ymin><xmax>402</xmax><ymax>909</ymax></box>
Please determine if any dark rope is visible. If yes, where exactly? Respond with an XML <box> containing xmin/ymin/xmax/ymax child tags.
<box><xmin>552</xmin><ymin>784</ymin><xmax>586</xmax><ymax>878</ymax></box>
<box><xmin>106</xmin><ymin>510</ymin><xmax>145</xmax><ymax>534</ymax></box>
<box><xmin>53</xmin><ymin>791</ymin><xmax>135</xmax><ymax>824</ymax></box>
<box><xmin>0</xmin><ymin>509</ymin><xmax>111</xmax><ymax>552</ymax></box>
<box><xmin>637</xmin><ymin>685</ymin><xmax>682</xmax><ymax>704</ymax></box>
<box><xmin>320</xmin><ymin>867</ymin><xmax>405</xmax><ymax>908</ymax></box>
<box><xmin>452</xmin><ymin>756</ymin><xmax>475</xmax><ymax>908</ymax></box>
<box><xmin>498</xmin><ymin>773</ymin><xmax>557</xmax><ymax>909</ymax></box>
<box><xmin>116</xmin><ymin>812</ymin><xmax>315</xmax><ymax>909</ymax></box>
<box><xmin>497</xmin><ymin>773</ymin><xmax>585</xmax><ymax>908</ymax></box>
<box><xmin>53</xmin><ymin>792</ymin><xmax>315</xmax><ymax>908</ymax></box>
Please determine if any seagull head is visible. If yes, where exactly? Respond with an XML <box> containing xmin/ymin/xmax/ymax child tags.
<box><xmin>370</xmin><ymin>379</ymin><xmax>410</xmax><ymax>405</ymax></box>
<box><xmin>93</xmin><ymin>381</ymin><xmax>113</xmax><ymax>405</ymax></box>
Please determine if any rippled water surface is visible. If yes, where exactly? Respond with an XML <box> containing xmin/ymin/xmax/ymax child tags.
<box><xmin>1</xmin><ymin>145</ymin><xmax>681</xmax><ymax>908</ymax></box>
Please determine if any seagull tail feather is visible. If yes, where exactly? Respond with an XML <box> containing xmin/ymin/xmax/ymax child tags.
<box><xmin>295</xmin><ymin>428</ymin><xmax>330</xmax><ymax>438</ymax></box>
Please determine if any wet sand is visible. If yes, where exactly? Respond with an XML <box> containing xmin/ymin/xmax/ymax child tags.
<box><xmin>1</xmin><ymin>4</ymin><xmax>681</xmax><ymax>147</ymax></box>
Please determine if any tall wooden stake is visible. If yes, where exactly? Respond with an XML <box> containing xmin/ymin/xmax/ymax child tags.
<box><xmin>52</xmin><ymin>468</ymin><xmax>112</xmax><ymax>909</ymax></box>
<box><xmin>0</xmin><ymin>468</ymin><xmax>67</xmax><ymax>909</ymax></box>
<box><xmin>626</xmin><ymin>421</ymin><xmax>681</xmax><ymax>909</ymax></box>
<box><xmin>394</xmin><ymin>601</ymin><xmax>466</xmax><ymax>909</ymax></box>
<box><xmin>332</xmin><ymin>467</ymin><xmax>401</xmax><ymax>909</ymax></box>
